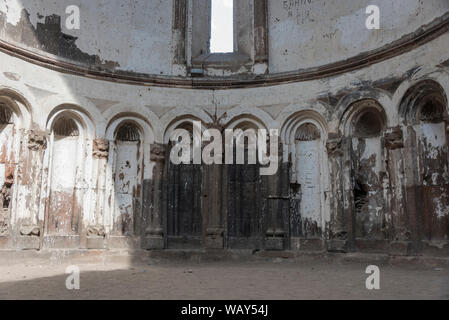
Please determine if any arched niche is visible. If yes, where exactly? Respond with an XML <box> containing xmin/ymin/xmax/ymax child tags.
<box><xmin>44</xmin><ymin>108</ymin><xmax>94</xmax><ymax>246</ymax></box>
<box><xmin>292</xmin><ymin>123</ymin><xmax>323</xmax><ymax>239</ymax></box>
<box><xmin>342</xmin><ymin>99</ymin><xmax>387</xmax><ymax>241</ymax></box>
<box><xmin>165</xmin><ymin>119</ymin><xmax>203</xmax><ymax>249</ymax></box>
<box><xmin>399</xmin><ymin>80</ymin><xmax>449</xmax><ymax>242</ymax></box>
<box><xmin>281</xmin><ymin>111</ymin><xmax>329</xmax><ymax>247</ymax></box>
<box><xmin>104</xmin><ymin>116</ymin><xmax>154</xmax><ymax>241</ymax></box>
<box><xmin>0</xmin><ymin>101</ymin><xmax>21</xmax><ymax>237</ymax></box>
<box><xmin>224</xmin><ymin>118</ymin><xmax>265</xmax><ymax>249</ymax></box>
<box><xmin>46</xmin><ymin>115</ymin><xmax>83</xmax><ymax>236</ymax></box>
<box><xmin>111</xmin><ymin>122</ymin><xmax>143</xmax><ymax>237</ymax></box>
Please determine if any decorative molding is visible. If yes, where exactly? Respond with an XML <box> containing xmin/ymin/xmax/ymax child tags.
<box><xmin>27</xmin><ymin>130</ymin><xmax>47</xmax><ymax>151</ymax></box>
<box><xmin>150</xmin><ymin>143</ymin><xmax>167</xmax><ymax>163</ymax></box>
<box><xmin>385</xmin><ymin>127</ymin><xmax>404</xmax><ymax>150</ymax></box>
<box><xmin>326</xmin><ymin>138</ymin><xmax>343</xmax><ymax>157</ymax></box>
<box><xmin>86</xmin><ymin>225</ymin><xmax>106</xmax><ymax>238</ymax></box>
<box><xmin>19</xmin><ymin>225</ymin><xmax>40</xmax><ymax>237</ymax></box>
<box><xmin>93</xmin><ymin>139</ymin><xmax>109</xmax><ymax>159</ymax></box>
<box><xmin>0</xmin><ymin>13</ymin><xmax>447</xmax><ymax>89</ymax></box>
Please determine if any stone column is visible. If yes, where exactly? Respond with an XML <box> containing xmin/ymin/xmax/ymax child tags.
<box><xmin>265</xmin><ymin>141</ymin><xmax>287</xmax><ymax>251</ymax></box>
<box><xmin>384</xmin><ymin>127</ymin><xmax>410</xmax><ymax>255</ymax></box>
<box><xmin>203</xmin><ymin>162</ymin><xmax>224</xmax><ymax>249</ymax></box>
<box><xmin>15</xmin><ymin>130</ymin><xmax>48</xmax><ymax>250</ymax></box>
<box><xmin>86</xmin><ymin>138</ymin><xmax>109</xmax><ymax>249</ymax></box>
<box><xmin>325</xmin><ymin>136</ymin><xmax>350</xmax><ymax>252</ymax></box>
<box><xmin>143</xmin><ymin>143</ymin><xmax>166</xmax><ymax>250</ymax></box>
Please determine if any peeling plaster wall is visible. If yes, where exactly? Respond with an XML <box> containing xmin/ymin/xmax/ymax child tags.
<box><xmin>268</xmin><ymin>0</ymin><xmax>449</xmax><ymax>73</ymax></box>
<box><xmin>0</xmin><ymin>0</ymin><xmax>174</xmax><ymax>75</ymax></box>
<box><xmin>0</xmin><ymin>1</ymin><xmax>448</xmax><ymax>255</ymax></box>
<box><xmin>0</xmin><ymin>0</ymin><xmax>448</xmax><ymax>77</ymax></box>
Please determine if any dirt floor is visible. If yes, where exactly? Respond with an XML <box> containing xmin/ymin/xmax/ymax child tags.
<box><xmin>0</xmin><ymin>256</ymin><xmax>448</xmax><ymax>300</ymax></box>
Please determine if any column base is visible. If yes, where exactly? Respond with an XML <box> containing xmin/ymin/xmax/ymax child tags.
<box><xmin>265</xmin><ymin>237</ymin><xmax>285</xmax><ymax>251</ymax></box>
<box><xmin>86</xmin><ymin>237</ymin><xmax>106</xmax><ymax>249</ymax></box>
<box><xmin>205</xmin><ymin>228</ymin><xmax>224</xmax><ymax>249</ymax></box>
<box><xmin>326</xmin><ymin>239</ymin><xmax>350</xmax><ymax>253</ymax></box>
<box><xmin>16</xmin><ymin>236</ymin><xmax>40</xmax><ymax>250</ymax></box>
<box><xmin>143</xmin><ymin>236</ymin><xmax>165</xmax><ymax>250</ymax></box>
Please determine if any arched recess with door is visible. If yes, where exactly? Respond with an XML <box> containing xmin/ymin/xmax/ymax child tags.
<box><xmin>43</xmin><ymin>107</ymin><xmax>94</xmax><ymax>248</ymax></box>
<box><xmin>105</xmin><ymin>116</ymin><xmax>154</xmax><ymax>247</ymax></box>
<box><xmin>163</xmin><ymin>117</ymin><xmax>204</xmax><ymax>249</ymax></box>
<box><xmin>224</xmin><ymin>115</ymin><xmax>268</xmax><ymax>249</ymax></box>
<box><xmin>399</xmin><ymin>80</ymin><xmax>449</xmax><ymax>247</ymax></box>
<box><xmin>282</xmin><ymin>111</ymin><xmax>329</xmax><ymax>250</ymax></box>
<box><xmin>340</xmin><ymin>99</ymin><xmax>388</xmax><ymax>249</ymax></box>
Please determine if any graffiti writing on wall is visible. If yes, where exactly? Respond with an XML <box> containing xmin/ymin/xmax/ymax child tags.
<box><xmin>282</xmin><ymin>0</ymin><xmax>315</xmax><ymax>25</ymax></box>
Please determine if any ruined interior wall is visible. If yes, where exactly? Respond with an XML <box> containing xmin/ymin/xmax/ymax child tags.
<box><xmin>0</xmin><ymin>2</ymin><xmax>448</xmax><ymax>254</ymax></box>
<box><xmin>1</xmin><ymin>0</ymin><xmax>448</xmax><ymax>77</ymax></box>
<box><xmin>0</xmin><ymin>0</ymin><xmax>174</xmax><ymax>75</ymax></box>
<box><xmin>268</xmin><ymin>0</ymin><xmax>449</xmax><ymax>73</ymax></box>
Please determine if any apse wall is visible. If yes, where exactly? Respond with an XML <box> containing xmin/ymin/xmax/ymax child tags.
<box><xmin>1</xmin><ymin>0</ymin><xmax>448</xmax><ymax>77</ymax></box>
<box><xmin>0</xmin><ymin>1</ymin><xmax>448</xmax><ymax>254</ymax></box>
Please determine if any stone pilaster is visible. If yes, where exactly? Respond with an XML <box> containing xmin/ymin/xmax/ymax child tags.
<box><xmin>15</xmin><ymin>130</ymin><xmax>48</xmax><ymax>250</ymax></box>
<box><xmin>325</xmin><ymin>136</ymin><xmax>350</xmax><ymax>252</ymax></box>
<box><xmin>85</xmin><ymin>139</ymin><xmax>109</xmax><ymax>249</ymax></box>
<box><xmin>203</xmin><ymin>163</ymin><xmax>224</xmax><ymax>249</ymax></box>
<box><xmin>265</xmin><ymin>141</ymin><xmax>287</xmax><ymax>250</ymax></box>
<box><xmin>143</xmin><ymin>143</ymin><xmax>166</xmax><ymax>250</ymax></box>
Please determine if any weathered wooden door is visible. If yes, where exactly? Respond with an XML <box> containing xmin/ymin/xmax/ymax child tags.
<box><xmin>166</xmin><ymin>161</ymin><xmax>203</xmax><ymax>248</ymax></box>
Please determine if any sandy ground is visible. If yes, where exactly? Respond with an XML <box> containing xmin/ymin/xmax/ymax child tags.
<box><xmin>0</xmin><ymin>258</ymin><xmax>448</xmax><ymax>300</ymax></box>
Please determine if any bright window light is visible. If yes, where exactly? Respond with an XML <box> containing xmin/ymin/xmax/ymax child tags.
<box><xmin>210</xmin><ymin>0</ymin><xmax>234</xmax><ymax>53</ymax></box>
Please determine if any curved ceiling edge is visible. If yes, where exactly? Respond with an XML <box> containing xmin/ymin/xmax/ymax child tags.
<box><xmin>0</xmin><ymin>13</ymin><xmax>448</xmax><ymax>90</ymax></box>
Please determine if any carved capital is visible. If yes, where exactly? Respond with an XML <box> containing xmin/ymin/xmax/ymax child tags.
<box><xmin>150</xmin><ymin>143</ymin><xmax>167</xmax><ymax>163</ymax></box>
<box><xmin>86</xmin><ymin>225</ymin><xmax>106</xmax><ymax>238</ymax></box>
<box><xmin>20</xmin><ymin>225</ymin><xmax>40</xmax><ymax>237</ymax></box>
<box><xmin>384</xmin><ymin>127</ymin><xmax>404</xmax><ymax>150</ymax></box>
<box><xmin>326</xmin><ymin>138</ymin><xmax>343</xmax><ymax>157</ymax></box>
<box><xmin>93</xmin><ymin>139</ymin><xmax>109</xmax><ymax>159</ymax></box>
<box><xmin>27</xmin><ymin>130</ymin><xmax>47</xmax><ymax>151</ymax></box>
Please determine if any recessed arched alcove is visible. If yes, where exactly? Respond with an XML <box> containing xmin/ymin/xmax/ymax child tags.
<box><xmin>164</xmin><ymin>118</ymin><xmax>204</xmax><ymax>249</ymax></box>
<box><xmin>340</xmin><ymin>99</ymin><xmax>387</xmax><ymax>244</ymax></box>
<box><xmin>398</xmin><ymin>79</ymin><xmax>449</xmax><ymax>243</ymax></box>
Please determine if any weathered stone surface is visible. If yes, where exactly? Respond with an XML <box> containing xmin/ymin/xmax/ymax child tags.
<box><xmin>0</xmin><ymin>1</ymin><xmax>447</xmax><ymax>258</ymax></box>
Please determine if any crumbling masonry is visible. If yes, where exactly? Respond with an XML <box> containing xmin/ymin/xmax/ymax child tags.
<box><xmin>0</xmin><ymin>0</ymin><xmax>448</xmax><ymax>256</ymax></box>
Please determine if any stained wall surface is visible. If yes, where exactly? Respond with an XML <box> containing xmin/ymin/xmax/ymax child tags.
<box><xmin>0</xmin><ymin>0</ymin><xmax>448</xmax><ymax>255</ymax></box>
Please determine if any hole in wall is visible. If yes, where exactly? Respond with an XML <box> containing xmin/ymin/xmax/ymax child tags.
<box><xmin>353</xmin><ymin>179</ymin><xmax>368</xmax><ymax>215</ymax></box>
<box><xmin>419</xmin><ymin>100</ymin><xmax>445</xmax><ymax>123</ymax></box>
<box><xmin>353</xmin><ymin>110</ymin><xmax>383</xmax><ymax>138</ymax></box>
